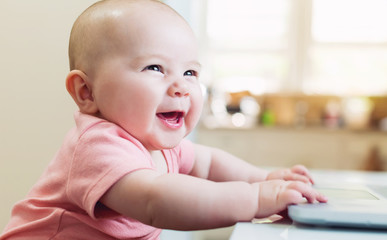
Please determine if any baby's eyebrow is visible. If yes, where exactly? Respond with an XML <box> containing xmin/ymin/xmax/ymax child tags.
<box><xmin>131</xmin><ymin>54</ymin><xmax>201</xmax><ymax>70</ymax></box>
<box><xmin>132</xmin><ymin>54</ymin><xmax>163</xmax><ymax>63</ymax></box>
<box><xmin>187</xmin><ymin>61</ymin><xmax>202</xmax><ymax>70</ymax></box>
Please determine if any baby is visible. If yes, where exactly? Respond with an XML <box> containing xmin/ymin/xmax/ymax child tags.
<box><xmin>0</xmin><ymin>0</ymin><xmax>326</xmax><ymax>239</ymax></box>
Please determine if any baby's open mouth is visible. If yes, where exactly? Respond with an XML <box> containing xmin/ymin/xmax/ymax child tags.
<box><xmin>156</xmin><ymin>111</ymin><xmax>184</xmax><ymax>128</ymax></box>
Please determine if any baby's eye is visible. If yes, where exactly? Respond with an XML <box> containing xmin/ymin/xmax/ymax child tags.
<box><xmin>184</xmin><ymin>70</ymin><xmax>197</xmax><ymax>77</ymax></box>
<box><xmin>144</xmin><ymin>65</ymin><xmax>162</xmax><ymax>72</ymax></box>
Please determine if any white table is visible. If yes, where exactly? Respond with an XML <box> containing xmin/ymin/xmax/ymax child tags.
<box><xmin>230</xmin><ymin>170</ymin><xmax>387</xmax><ymax>240</ymax></box>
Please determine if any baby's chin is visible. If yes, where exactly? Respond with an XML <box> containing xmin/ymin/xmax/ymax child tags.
<box><xmin>163</xmin><ymin>134</ymin><xmax>188</xmax><ymax>149</ymax></box>
<box><xmin>146</xmin><ymin>133</ymin><xmax>188</xmax><ymax>151</ymax></box>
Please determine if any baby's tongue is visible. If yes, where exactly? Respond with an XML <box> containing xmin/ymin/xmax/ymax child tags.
<box><xmin>160</xmin><ymin>112</ymin><xmax>179</xmax><ymax>119</ymax></box>
<box><xmin>157</xmin><ymin>112</ymin><xmax>184</xmax><ymax>128</ymax></box>
<box><xmin>157</xmin><ymin>112</ymin><xmax>180</xmax><ymax>123</ymax></box>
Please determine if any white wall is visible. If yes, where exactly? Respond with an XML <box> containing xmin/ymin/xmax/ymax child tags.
<box><xmin>0</xmin><ymin>0</ymin><xmax>98</xmax><ymax>231</ymax></box>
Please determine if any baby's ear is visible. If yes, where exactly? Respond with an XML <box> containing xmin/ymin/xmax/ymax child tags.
<box><xmin>66</xmin><ymin>70</ymin><xmax>98</xmax><ymax>115</ymax></box>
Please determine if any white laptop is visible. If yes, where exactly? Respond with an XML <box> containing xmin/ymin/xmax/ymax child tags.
<box><xmin>288</xmin><ymin>183</ymin><xmax>387</xmax><ymax>229</ymax></box>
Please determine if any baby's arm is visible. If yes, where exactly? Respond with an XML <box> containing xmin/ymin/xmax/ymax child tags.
<box><xmin>191</xmin><ymin>144</ymin><xmax>314</xmax><ymax>184</ymax></box>
<box><xmin>100</xmin><ymin>168</ymin><xmax>326</xmax><ymax>230</ymax></box>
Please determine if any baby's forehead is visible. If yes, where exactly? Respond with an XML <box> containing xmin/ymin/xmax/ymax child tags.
<box><xmin>86</xmin><ymin>0</ymin><xmax>184</xmax><ymax>41</ymax></box>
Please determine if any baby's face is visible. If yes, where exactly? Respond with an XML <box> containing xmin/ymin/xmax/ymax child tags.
<box><xmin>89</xmin><ymin>6</ymin><xmax>203</xmax><ymax>151</ymax></box>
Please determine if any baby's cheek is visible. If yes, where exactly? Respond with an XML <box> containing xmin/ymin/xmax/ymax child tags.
<box><xmin>189</xmin><ymin>102</ymin><xmax>203</xmax><ymax>127</ymax></box>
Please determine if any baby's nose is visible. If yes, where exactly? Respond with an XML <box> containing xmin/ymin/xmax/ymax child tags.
<box><xmin>168</xmin><ymin>79</ymin><xmax>190</xmax><ymax>97</ymax></box>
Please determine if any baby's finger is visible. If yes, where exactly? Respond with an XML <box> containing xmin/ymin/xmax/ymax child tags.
<box><xmin>284</xmin><ymin>173</ymin><xmax>312</xmax><ymax>185</ymax></box>
<box><xmin>288</xmin><ymin>182</ymin><xmax>327</xmax><ymax>203</ymax></box>
<box><xmin>291</xmin><ymin>165</ymin><xmax>315</xmax><ymax>184</ymax></box>
<box><xmin>280</xmin><ymin>189</ymin><xmax>306</xmax><ymax>205</ymax></box>
<box><xmin>291</xmin><ymin>165</ymin><xmax>310</xmax><ymax>176</ymax></box>
<box><xmin>316</xmin><ymin>192</ymin><xmax>328</xmax><ymax>203</ymax></box>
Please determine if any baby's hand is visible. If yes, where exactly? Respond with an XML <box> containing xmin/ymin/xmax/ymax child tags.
<box><xmin>266</xmin><ymin>165</ymin><xmax>314</xmax><ymax>185</ymax></box>
<box><xmin>254</xmin><ymin>180</ymin><xmax>327</xmax><ymax>218</ymax></box>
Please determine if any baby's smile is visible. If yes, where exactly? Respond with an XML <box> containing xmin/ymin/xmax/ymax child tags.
<box><xmin>156</xmin><ymin>111</ymin><xmax>185</xmax><ymax>129</ymax></box>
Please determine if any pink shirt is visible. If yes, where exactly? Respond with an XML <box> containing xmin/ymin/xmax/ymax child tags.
<box><xmin>1</xmin><ymin>112</ymin><xmax>195</xmax><ymax>240</ymax></box>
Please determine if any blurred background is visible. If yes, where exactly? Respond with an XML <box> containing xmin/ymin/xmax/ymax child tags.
<box><xmin>1</xmin><ymin>0</ymin><xmax>386</xmax><ymax>239</ymax></box>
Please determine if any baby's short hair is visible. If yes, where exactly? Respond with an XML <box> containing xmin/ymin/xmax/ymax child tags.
<box><xmin>68</xmin><ymin>0</ymin><xmax>174</xmax><ymax>72</ymax></box>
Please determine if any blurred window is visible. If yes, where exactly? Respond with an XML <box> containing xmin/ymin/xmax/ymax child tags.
<box><xmin>200</xmin><ymin>0</ymin><xmax>387</xmax><ymax>96</ymax></box>
<box><xmin>203</xmin><ymin>0</ymin><xmax>289</xmax><ymax>94</ymax></box>
<box><xmin>305</xmin><ymin>0</ymin><xmax>387</xmax><ymax>95</ymax></box>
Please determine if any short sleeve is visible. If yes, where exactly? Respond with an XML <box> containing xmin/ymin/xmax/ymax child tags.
<box><xmin>66</xmin><ymin>122</ymin><xmax>153</xmax><ymax>219</ymax></box>
<box><xmin>176</xmin><ymin>139</ymin><xmax>195</xmax><ymax>174</ymax></box>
